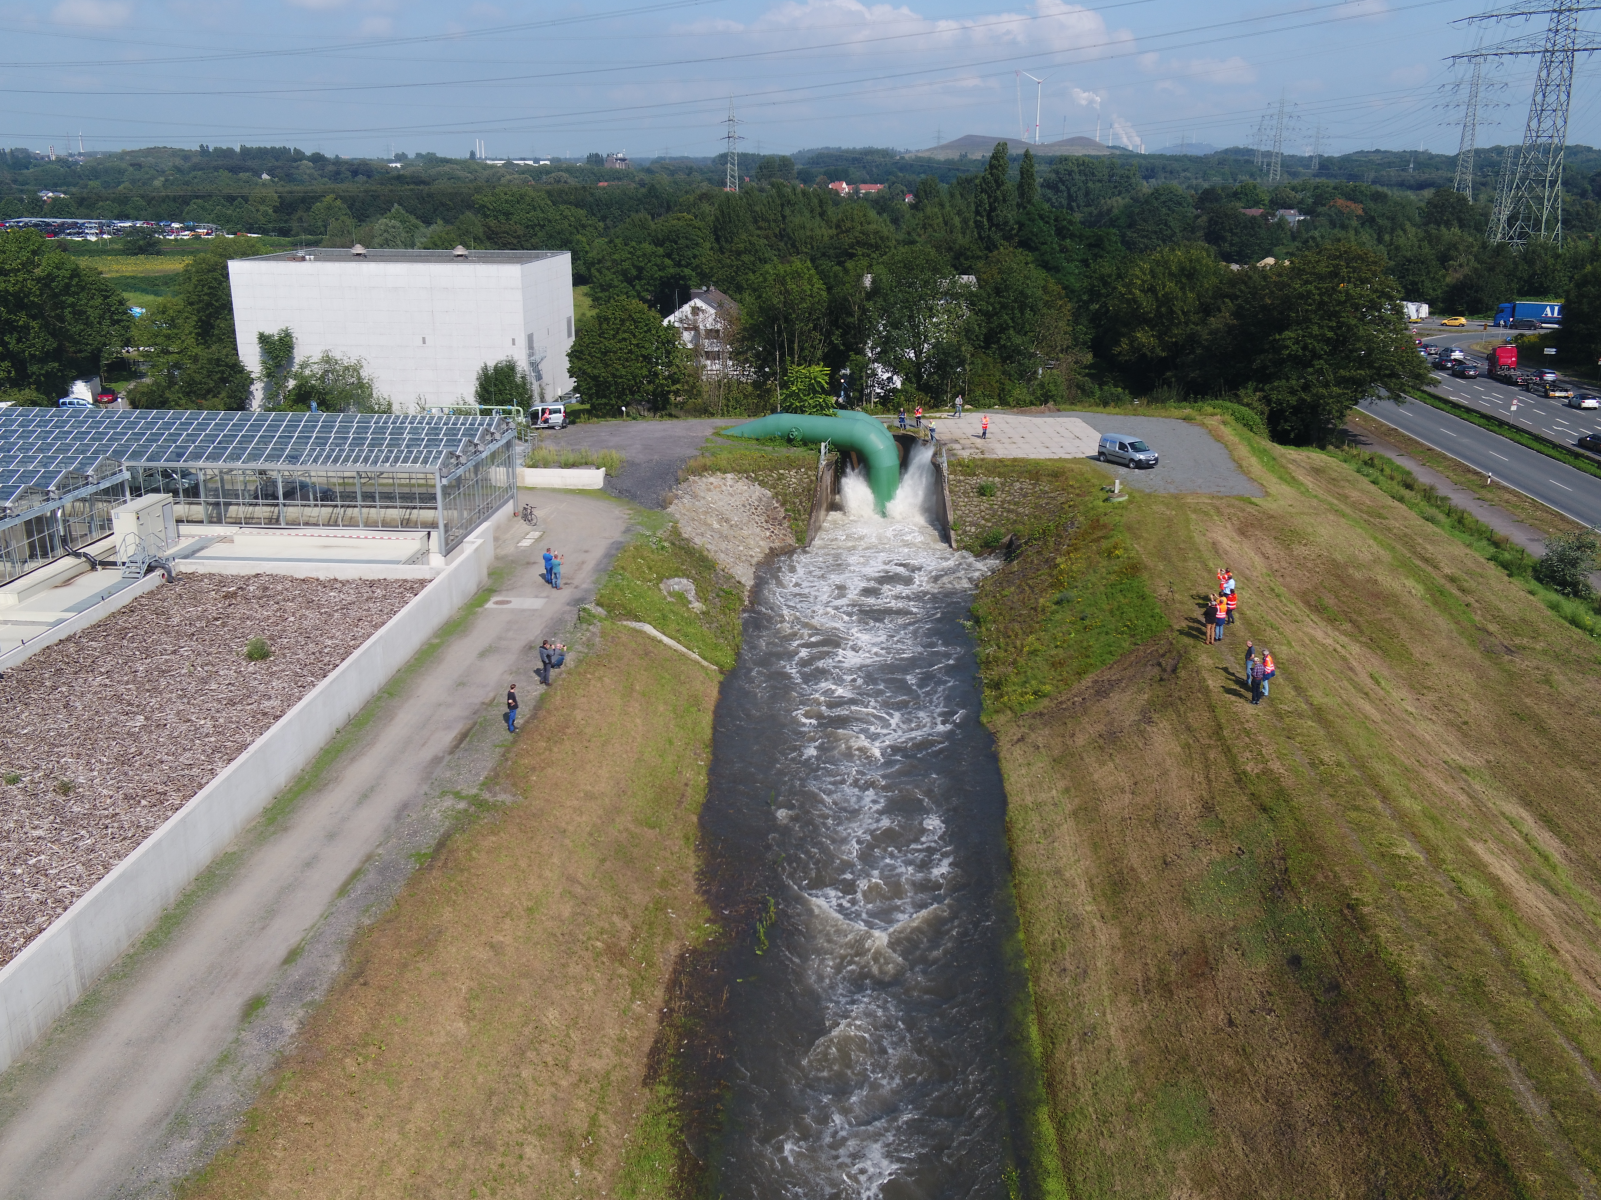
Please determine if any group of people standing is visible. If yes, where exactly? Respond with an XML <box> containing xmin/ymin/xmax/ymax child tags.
<box><xmin>1244</xmin><ymin>642</ymin><xmax>1276</xmax><ymax>706</ymax></box>
<box><xmin>1202</xmin><ymin>569</ymin><xmax>1238</xmax><ymax>644</ymax></box>
<box><xmin>1202</xmin><ymin>568</ymin><xmax>1278</xmax><ymax>705</ymax></box>
<box><xmin>891</xmin><ymin>403</ymin><xmax>988</xmax><ymax>438</ymax></box>
<box><xmin>503</xmin><ymin>639</ymin><xmax>568</xmax><ymax>732</ymax></box>
<box><xmin>542</xmin><ymin>548</ymin><xmax>564</xmax><ymax>590</ymax></box>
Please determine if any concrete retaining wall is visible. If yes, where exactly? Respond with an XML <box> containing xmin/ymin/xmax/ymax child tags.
<box><xmin>805</xmin><ymin>451</ymin><xmax>839</xmax><ymax>547</ymax></box>
<box><xmin>0</xmin><ymin>572</ymin><xmax>166</xmax><ymax>673</ymax></box>
<box><xmin>0</xmin><ymin>533</ymin><xmax>494</xmax><ymax>1075</ymax></box>
<box><xmin>517</xmin><ymin>467</ymin><xmax>604</xmax><ymax>489</ymax></box>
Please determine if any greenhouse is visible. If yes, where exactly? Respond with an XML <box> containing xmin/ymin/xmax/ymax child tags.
<box><xmin>0</xmin><ymin>409</ymin><xmax>515</xmax><ymax>585</ymax></box>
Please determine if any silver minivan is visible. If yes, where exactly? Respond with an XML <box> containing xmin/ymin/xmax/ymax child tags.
<box><xmin>1098</xmin><ymin>433</ymin><xmax>1158</xmax><ymax>469</ymax></box>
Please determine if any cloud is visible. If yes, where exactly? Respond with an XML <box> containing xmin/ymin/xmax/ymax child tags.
<box><xmin>1070</xmin><ymin>87</ymin><xmax>1102</xmax><ymax>109</ymax></box>
<box><xmin>51</xmin><ymin>0</ymin><xmax>132</xmax><ymax>26</ymax></box>
<box><xmin>699</xmin><ymin>0</ymin><xmax>1134</xmax><ymax>59</ymax></box>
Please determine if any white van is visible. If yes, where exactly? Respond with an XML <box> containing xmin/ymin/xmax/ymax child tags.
<box><xmin>1098</xmin><ymin>433</ymin><xmax>1159</xmax><ymax>469</ymax></box>
<box><xmin>531</xmin><ymin>403</ymin><xmax>570</xmax><ymax>429</ymax></box>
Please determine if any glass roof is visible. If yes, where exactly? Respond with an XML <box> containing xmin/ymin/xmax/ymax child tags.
<box><xmin>0</xmin><ymin>409</ymin><xmax>509</xmax><ymax>506</ymax></box>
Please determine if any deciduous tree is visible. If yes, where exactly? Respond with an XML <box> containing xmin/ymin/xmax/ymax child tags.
<box><xmin>0</xmin><ymin>229</ymin><xmax>131</xmax><ymax>403</ymax></box>
<box><xmin>568</xmin><ymin>297</ymin><xmax>688</xmax><ymax>416</ymax></box>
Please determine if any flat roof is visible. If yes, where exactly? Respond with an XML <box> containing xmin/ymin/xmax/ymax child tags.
<box><xmin>0</xmin><ymin>409</ymin><xmax>511</xmax><ymax>507</ymax></box>
<box><xmin>238</xmin><ymin>248</ymin><xmax>567</xmax><ymax>264</ymax></box>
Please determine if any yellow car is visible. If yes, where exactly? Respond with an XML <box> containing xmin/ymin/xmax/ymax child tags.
<box><xmin>1441</xmin><ymin>316</ymin><xmax>1468</xmax><ymax>327</ymax></box>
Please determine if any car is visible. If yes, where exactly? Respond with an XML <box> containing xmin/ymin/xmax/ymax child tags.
<box><xmin>1098</xmin><ymin>433</ymin><xmax>1159</xmax><ymax>469</ymax></box>
<box><xmin>1440</xmin><ymin>316</ymin><xmax>1468</xmax><ymax>327</ymax></box>
<box><xmin>1420</xmin><ymin>343</ymin><xmax>1438</xmax><ymax>353</ymax></box>
<box><xmin>1537</xmin><ymin>368</ymin><xmax>1559</xmax><ymax>382</ymax></box>
<box><xmin>1511</xmin><ymin>317</ymin><xmax>1543</xmax><ymax>330</ymax></box>
<box><xmin>94</xmin><ymin>389</ymin><xmax>118</xmax><ymax>405</ymax></box>
<box><xmin>1434</xmin><ymin>356</ymin><xmax>1455</xmax><ymax>370</ymax></box>
<box><xmin>1579</xmin><ymin>433</ymin><xmax>1601</xmax><ymax>452</ymax></box>
<box><xmin>57</xmin><ymin>396</ymin><xmax>91</xmax><ymax>408</ymax></box>
<box><xmin>1451</xmin><ymin>363</ymin><xmax>1480</xmax><ymax>378</ymax></box>
<box><xmin>1566</xmin><ymin>393</ymin><xmax>1600</xmax><ymax>409</ymax></box>
<box><xmin>531</xmin><ymin>403</ymin><xmax>571</xmax><ymax>429</ymax></box>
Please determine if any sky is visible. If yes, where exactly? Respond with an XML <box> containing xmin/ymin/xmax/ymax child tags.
<box><xmin>1</xmin><ymin>0</ymin><xmax>1599</xmax><ymax>161</ymax></box>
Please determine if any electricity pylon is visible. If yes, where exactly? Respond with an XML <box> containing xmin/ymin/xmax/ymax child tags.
<box><xmin>1266</xmin><ymin>93</ymin><xmax>1288</xmax><ymax>185</ymax></box>
<box><xmin>723</xmin><ymin>98</ymin><xmax>741</xmax><ymax>192</ymax></box>
<box><xmin>1453</xmin><ymin>1</ymin><xmax>1601</xmax><ymax>244</ymax></box>
<box><xmin>1453</xmin><ymin>55</ymin><xmax>1485</xmax><ymax>197</ymax></box>
<box><xmin>1310</xmin><ymin>125</ymin><xmax>1324</xmax><ymax>173</ymax></box>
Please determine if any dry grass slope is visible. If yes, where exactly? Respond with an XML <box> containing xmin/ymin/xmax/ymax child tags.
<box><xmin>995</xmin><ymin>425</ymin><xmax>1601</xmax><ymax>1197</ymax></box>
<box><xmin>181</xmin><ymin>625</ymin><xmax>718</xmax><ymax>1199</ymax></box>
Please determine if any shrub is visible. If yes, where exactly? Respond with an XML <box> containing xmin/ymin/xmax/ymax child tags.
<box><xmin>1534</xmin><ymin>531</ymin><xmax>1599</xmax><ymax>599</ymax></box>
<box><xmin>523</xmin><ymin>445</ymin><xmax>625</xmax><ymax>473</ymax></box>
<box><xmin>245</xmin><ymin>637</ymin><xmax>273</xmax><ymax>661</ymax></box>
<box><xmin>977</xmin><ymin>482</ymin><xmax>998</xmax><ymax>497</ymax></box>
<box><xmin>55</xmin><ymin>779</ymin><xmax>74</xmax><ymax>796</ymax></box>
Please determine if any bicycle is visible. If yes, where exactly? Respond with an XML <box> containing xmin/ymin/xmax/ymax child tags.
<box><xmin>520</xmin><ymin>503</ymin><xmax>540</xmax><ymax>529</ymax></box>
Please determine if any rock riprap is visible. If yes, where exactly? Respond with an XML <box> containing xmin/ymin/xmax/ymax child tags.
<box><xmin>667</xmin><ymin>473</ymin><xmax>797</xmax><ymax>588</ymax></box>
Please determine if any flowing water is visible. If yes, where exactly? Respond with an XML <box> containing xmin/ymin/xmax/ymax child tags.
<box><xmin>702</xmin><ymin>444</ymin><xmax>1044</xmax><ymax>1197</ymax></box>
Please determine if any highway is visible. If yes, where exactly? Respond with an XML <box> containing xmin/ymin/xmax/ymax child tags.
<box><xmin>1421</xmin><ymin>325</ymin><xmax>1601</xmax><ymax>449</ymax></box>
<box><xmin>1359</xmin><ymin>398</ymin><xmax>1601</xmax><ymax>530</ymax></box>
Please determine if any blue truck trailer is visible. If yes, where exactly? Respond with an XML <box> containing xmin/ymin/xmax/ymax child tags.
<box><xmin>1493</xmin><ymin>300</ymin><xmax>1563</xmax><ymax>327</ymax></box>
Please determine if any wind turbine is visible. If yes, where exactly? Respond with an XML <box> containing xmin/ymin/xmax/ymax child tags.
<box><xmin>1022</xmin><ymin>72</ymin><xmax>1046</xmax><ymax>144</ymax></box>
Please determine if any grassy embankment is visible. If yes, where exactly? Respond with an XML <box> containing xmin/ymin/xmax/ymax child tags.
<box><xmin>1345</xmin><ymin>407</ymin><xmax>1587</xmax><ymax>541</ymax></box>
<box><xmin>181</xmin><ymin>525</ymin><xmax>739</xmax><ymax>1200</ymax></box>
<box><xmin>976</xmin><ymin>418</ymin><xmax>1601</xmax><ymax>1196</ymax></box>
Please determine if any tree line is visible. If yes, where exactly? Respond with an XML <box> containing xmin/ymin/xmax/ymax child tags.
<box><xmin>21</xmin><ymin>134</ymin><xmax>1601</xmax><ymax>442</ymax></box>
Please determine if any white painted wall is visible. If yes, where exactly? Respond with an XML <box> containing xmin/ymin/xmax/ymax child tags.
<box><xmin>229</xmin><ymin>253</ymin><xmax>574</xmax><ymax>411</ymax></box>
<box><xmin>0</xmin><ymin>534</ymin><xmax>493</xmax><ymax>1075</ymax></box>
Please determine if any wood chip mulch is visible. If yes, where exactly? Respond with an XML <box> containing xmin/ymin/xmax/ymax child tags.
<box><xmin>0</xmin><ymin>574</ymin><xmax>426</xmax><ymax>967</ymax></box>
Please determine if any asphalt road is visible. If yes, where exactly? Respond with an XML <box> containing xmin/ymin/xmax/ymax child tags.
<box><xmin>536</xmin><ymin>418</ymin><xmax>730</xmax><ymax>508</ymax></box>
<box><xmin>1358</xmin><ymin>391</ymin><xmax>1601</xmax><ymax>528</ymax></box>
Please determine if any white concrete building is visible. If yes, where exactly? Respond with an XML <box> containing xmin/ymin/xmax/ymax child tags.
<box><xmin>229</xmin><ymin>247</ymin><xmax>575</xmax><ymax>411</ymax></box>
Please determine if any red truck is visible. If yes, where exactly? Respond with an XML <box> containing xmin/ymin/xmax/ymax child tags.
<box><xmin>1487</xmin><ymin>344</ymin><xmax>1519</xmax><ymax>383</ymax></box>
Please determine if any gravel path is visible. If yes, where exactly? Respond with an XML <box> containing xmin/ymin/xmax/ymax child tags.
<box><xmin>1057</xmin><ymin>412</ymin><xmax>1265</xmax><ymax>497</ymax></box>
<box><xmin>0</xmin><ymin>574</ymin><xmax>424</xmax><ymax>966</ymax></box>
<box><xmin>536</xmin><ymin>418</ymin><xmax>730</xmax><ymax>508</ymax></box>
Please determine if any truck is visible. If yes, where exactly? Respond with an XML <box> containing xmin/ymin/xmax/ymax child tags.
<box><xmin>1487</xmin><ymin>344</ymin><xmax>1519</xmax><ymax>383</ymax></box>
<box><xmin>1493</xmin><ymin>300</ymin><xmax>1563</xmax><ymax>327</ymax></box>
<box><xmin>1402</xmin><ymin>301</ymin><xmax>1429</xmax><ymax>322</ymax></box>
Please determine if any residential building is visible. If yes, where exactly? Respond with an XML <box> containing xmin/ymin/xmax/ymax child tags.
<box><xmin>663</xmin><ymin>287</ymin><xmax>741</xmax><ymax>377</ymax></box>
<box><xmin>228</xmin><ymin>246</ymin><xmax>575</xmax><ymax>411</ymax></box>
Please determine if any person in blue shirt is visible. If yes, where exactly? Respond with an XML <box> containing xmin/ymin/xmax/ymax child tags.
<box><xmin>542</xmin><ymin>548</ymin><xmax>554</xmax><ymax>587</ymax></box>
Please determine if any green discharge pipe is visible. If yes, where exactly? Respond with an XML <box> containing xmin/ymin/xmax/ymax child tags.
<box><xmin>723</xmin><ymin>412</ymin><xmax>901</xmax><ymax>513</ymax></box>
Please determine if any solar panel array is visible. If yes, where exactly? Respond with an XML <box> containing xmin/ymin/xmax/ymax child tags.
<box><xmin>0</xmin><ymin>408</ymin><xmax>509</xmax><ymax>507</ymax></box>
